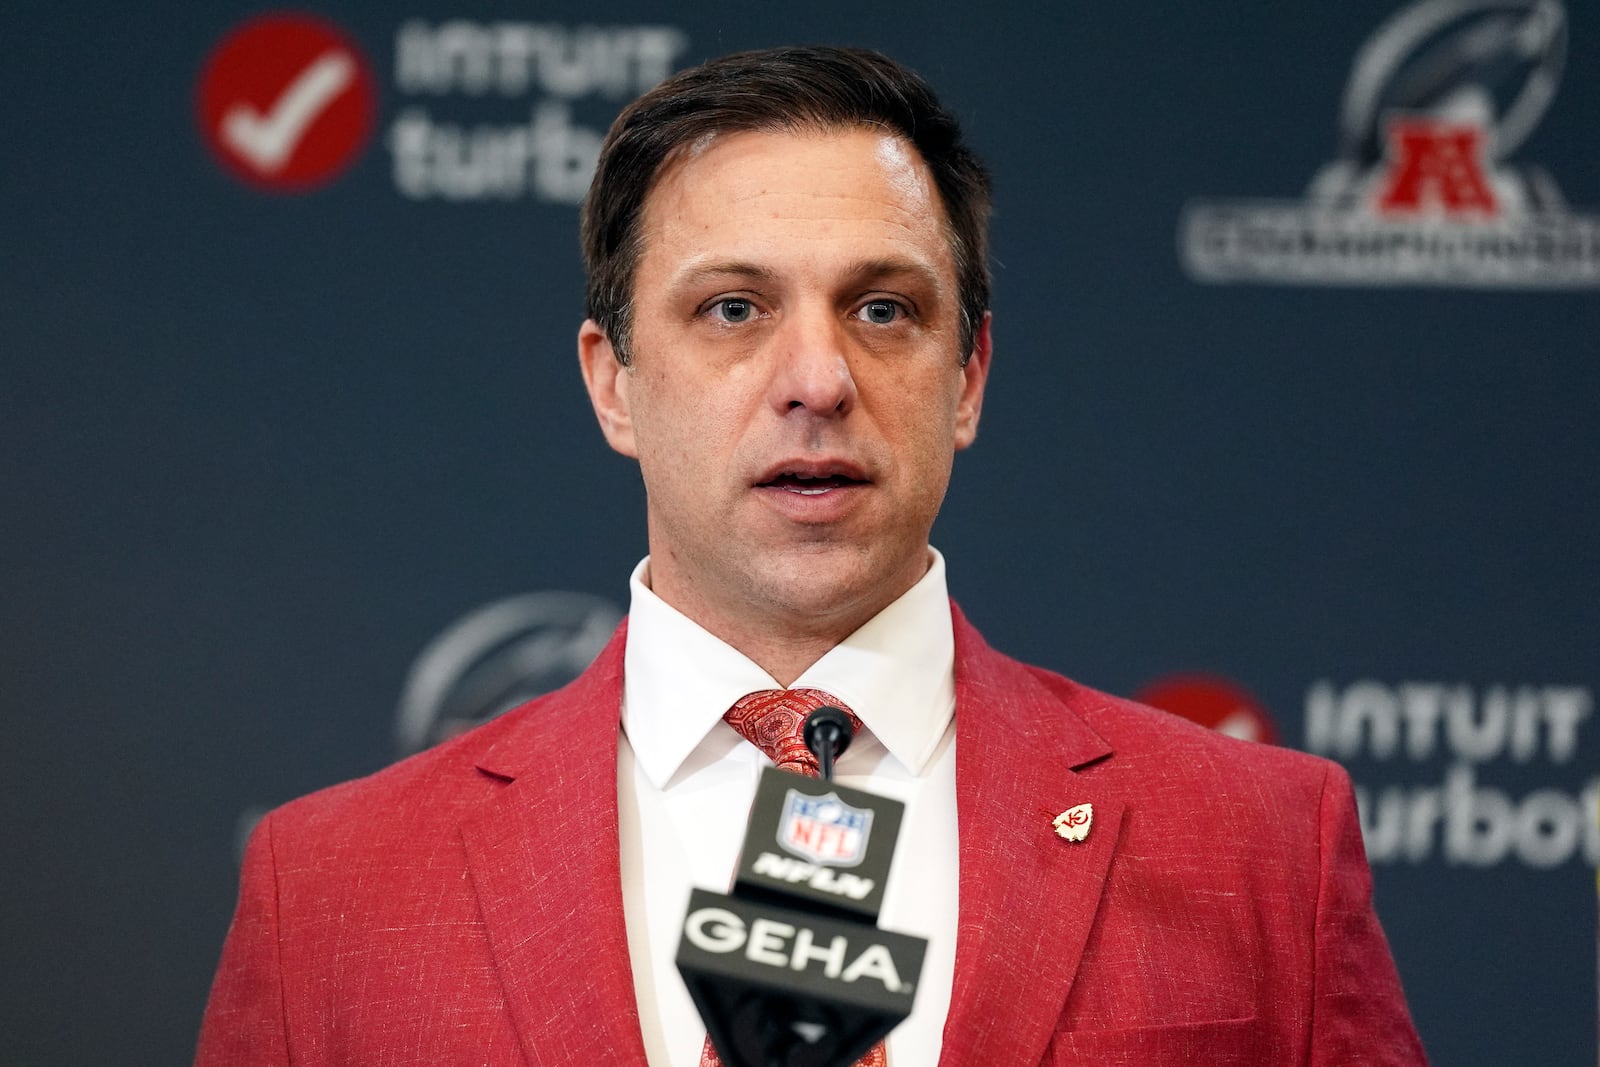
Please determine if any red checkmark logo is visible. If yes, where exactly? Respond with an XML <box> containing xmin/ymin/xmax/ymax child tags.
<box><xmin>197</xmin><ymin>12</ymin><xmax>376</xmax><ymax>193</ymax></box>
<box><xmin>1135</xmin><ymin>674</ymin><xmax>1280</xmax><ymax>745</ymax></box>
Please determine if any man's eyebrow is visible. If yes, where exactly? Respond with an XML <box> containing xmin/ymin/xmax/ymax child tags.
<box><xmin>843</xmin><ymin>257</ymin><xmax>944</xmax><ymax>291</ymax></box>
<box><xmin>662</xmin><ymin>257</ymin><xmax>948</xmax><ymax>310</ymax></box>
<box><xmin>671</xmin><ymin>257</ymin><xmax>944</xmax><ymax>289</ymax></box>
<box><xmin>670</xmin><ymin>261</ymin><xmax>780</xmax><ymax>287</ymax></box>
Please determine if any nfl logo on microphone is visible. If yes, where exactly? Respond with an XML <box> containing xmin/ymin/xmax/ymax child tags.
<box><xmin>778</xmin><ymin>790</ymin><xmax>873</xmax><ymax>867</ymax></box>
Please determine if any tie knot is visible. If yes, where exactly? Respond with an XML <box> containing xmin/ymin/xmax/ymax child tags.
<box><xmin>724</xmin><ymin>688</ymin><xmax>861</xmax><ymax>777</ymax></box>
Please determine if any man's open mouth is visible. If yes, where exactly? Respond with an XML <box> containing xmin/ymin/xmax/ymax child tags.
<box><xmin>756</xmin><ymin>464</ymin><xmax>869</xmax><ymax>496</ymax></box>
<box><xmin>764</xmin><ymin>473</ymin><xmax>864</xmax><ymax>495</ymax></box>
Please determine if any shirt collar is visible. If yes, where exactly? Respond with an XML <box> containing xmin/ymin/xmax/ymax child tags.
<box><xmin>621</xmin><ymin>550</ymin><xmax>956</xmax><ymax>789</ymax></box>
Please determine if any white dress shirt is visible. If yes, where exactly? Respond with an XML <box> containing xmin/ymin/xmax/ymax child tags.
<box><xmin>617</xmin><ymin>551</ymin><xmax>961</xmax><ymax>1067</ymax></box>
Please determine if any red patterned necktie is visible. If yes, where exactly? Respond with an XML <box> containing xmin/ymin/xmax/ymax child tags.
<box><xmin>698</xmin><ymin>688</ymin><xmax>887</xmax><ymax>1067</ymax></box>
<box><xmin>723</xmin><ymin>687</ymin><xmax>866</xmax><ymax>776</ymax></box>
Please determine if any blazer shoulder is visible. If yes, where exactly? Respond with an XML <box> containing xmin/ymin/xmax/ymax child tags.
<box><xmin>951</xmin><ymin>611</ymin><xmax>1337</xmax><ymax>796</ymax></box>
<box><xmin>265</xmin><ymin>671</ymin><xmax>612</xmax><ymax>852</ymax></box>
<box><xmin>264</xmin><ymin>619</ymin><xmax>627</xmax><ymax>841</ymax></box>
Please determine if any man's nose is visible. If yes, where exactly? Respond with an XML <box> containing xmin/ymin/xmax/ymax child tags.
<box><xmin>767</xmin><ymin>306</ymin><xmax>858</xmax><ymax>417</ymax></box>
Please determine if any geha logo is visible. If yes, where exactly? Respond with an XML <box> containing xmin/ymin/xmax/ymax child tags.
<box><xmin>683</xmin><ymin>907</ymin><xmax>909</xmax><ymax>992</ymax></box>
<box><xmin>196</xmin><ymin>12</ymin><xmax>377</xmax><ymax>192</ymax></box>
<box><xmin>1181</xmin><ymin>0</ymin><xmax>1600</xmax><ymax>288</ymax></box>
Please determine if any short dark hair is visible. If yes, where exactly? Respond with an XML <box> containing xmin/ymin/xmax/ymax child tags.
<box><xmin>580</xmin><ymin>46</ymin><xmax>992</xmax><ymax>364</ymax></box>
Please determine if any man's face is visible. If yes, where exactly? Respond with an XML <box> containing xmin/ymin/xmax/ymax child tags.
<box><xmin>580</xmin><ymin>126</ymin><xmax>990</xmax><ymax>645</ymax></box>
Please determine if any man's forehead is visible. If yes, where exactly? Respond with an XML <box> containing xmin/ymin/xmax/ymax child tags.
<box><xmin>645</xmin><ymin>125</ymin><xmax>937</xmax><ymax>210</ymax></box>
<box><xmin>666</xmin><ymin>121</ymin><xmax>919</xmax><ymax>179</ymax></box>
<box><xmin>634</xmin><ymin>126</ymin><xmax>954</xmax><ymax>276</ymax></box>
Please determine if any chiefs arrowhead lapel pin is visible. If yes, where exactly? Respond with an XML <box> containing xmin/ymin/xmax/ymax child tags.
<box><xmin>1053</xmin><ymin>803</ymin><xmax>1093</xmax><ymax>842</ymax></box>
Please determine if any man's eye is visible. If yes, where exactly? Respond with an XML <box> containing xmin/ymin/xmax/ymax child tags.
<box><xmin>856</xmin><ymin>300</ymin><xmax>901</xmax><ymax>324</ymax></box>
<box><xmin>712</xmin><ymin>299</ymin><xmax>754</xmax><ymax>323</ymax></box>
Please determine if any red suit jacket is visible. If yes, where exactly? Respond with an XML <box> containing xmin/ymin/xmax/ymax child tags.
<box><xmin>198</xmin><ymin>610</ymin><xmax>1425</xmax><ymax>1065</ymax></box>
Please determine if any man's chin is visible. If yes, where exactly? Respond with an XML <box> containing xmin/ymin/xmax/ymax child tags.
<box><xmin>743</xmin><ymin>547</ymin><xmax>923</xmax><ymax>631</ymax></box>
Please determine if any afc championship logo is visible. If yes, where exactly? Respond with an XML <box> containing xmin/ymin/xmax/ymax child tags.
<box><xmin>779</xmin><ymin>790</ymin><xmax>873</xmax><ymax>868</ymax></box>
<box><xmin>1182</xmin><ymin>0</ymin><xmax>1599</xmax><ymax>288</ymax></box>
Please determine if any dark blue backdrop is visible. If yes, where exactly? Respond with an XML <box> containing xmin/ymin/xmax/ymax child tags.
<box><xmin>3</xmin><ymin>2</ymin><xmax>1596</xmax><ymax>1063</ymax></box>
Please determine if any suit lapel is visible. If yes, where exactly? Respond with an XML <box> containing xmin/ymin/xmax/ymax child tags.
<box><xmin>453</xmin><ymin>607</ymin><xmax>1120</xmax><ymax>1066</ymax></box>
<box><xmin>458</xmin><ymin>623</ymin><xmax>652</xmax><ymax>1067</ymax></box>
<box><xmin>938</xmin><ymin>609</ymin><xmax>1123</xmax><ymax>1067</ymax></box>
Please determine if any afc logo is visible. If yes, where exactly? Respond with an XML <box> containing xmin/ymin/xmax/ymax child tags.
<box><xmin>1377</xmin><ymin>118</ymin><xmax>1498</xmax><ymax>217</ymax></box>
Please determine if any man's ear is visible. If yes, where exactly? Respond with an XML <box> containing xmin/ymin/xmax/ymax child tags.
<box><xmin>578</xmin><ymin>319</ymin><xmax>638</xmax><ymax>458</ymax></box>
<box><xmin>953</xmin><ymin>311</ymin><xmax>992</xmax><ymax>450</ymax></box>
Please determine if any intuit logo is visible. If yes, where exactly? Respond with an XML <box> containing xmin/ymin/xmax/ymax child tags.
<box><xmin>197</xmin><ymin>14</ymin><xmax>691</xmax><ymax>203</ymax></box>
<box><xmin>1306</xmin><ymin>679</ymin><xmax>1597</xmax><ymax>868</ymax></box>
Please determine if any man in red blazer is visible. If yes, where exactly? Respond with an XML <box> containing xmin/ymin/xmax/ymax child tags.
<box><xmin>199</xmin><ymin>47</ymin><xmax>1425</xmax><ymax>1065</ymax></box>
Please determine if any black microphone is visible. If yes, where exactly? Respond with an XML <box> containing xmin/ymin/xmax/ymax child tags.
<box><xmin>676</xmin><ymin>711</ymin><xmax>927</xmax><ymax>1067</ymax></box>
<box><xmin>802</xmin><ymin>706</ymin><xmax>854</xmax><ymax>781</ymax></box>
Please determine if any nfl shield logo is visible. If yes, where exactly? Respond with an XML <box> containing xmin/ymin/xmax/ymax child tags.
<box><xmin>778</xmin><ymin>789</ymin><xmax>873</xmax><ymax>867</ymax></box>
